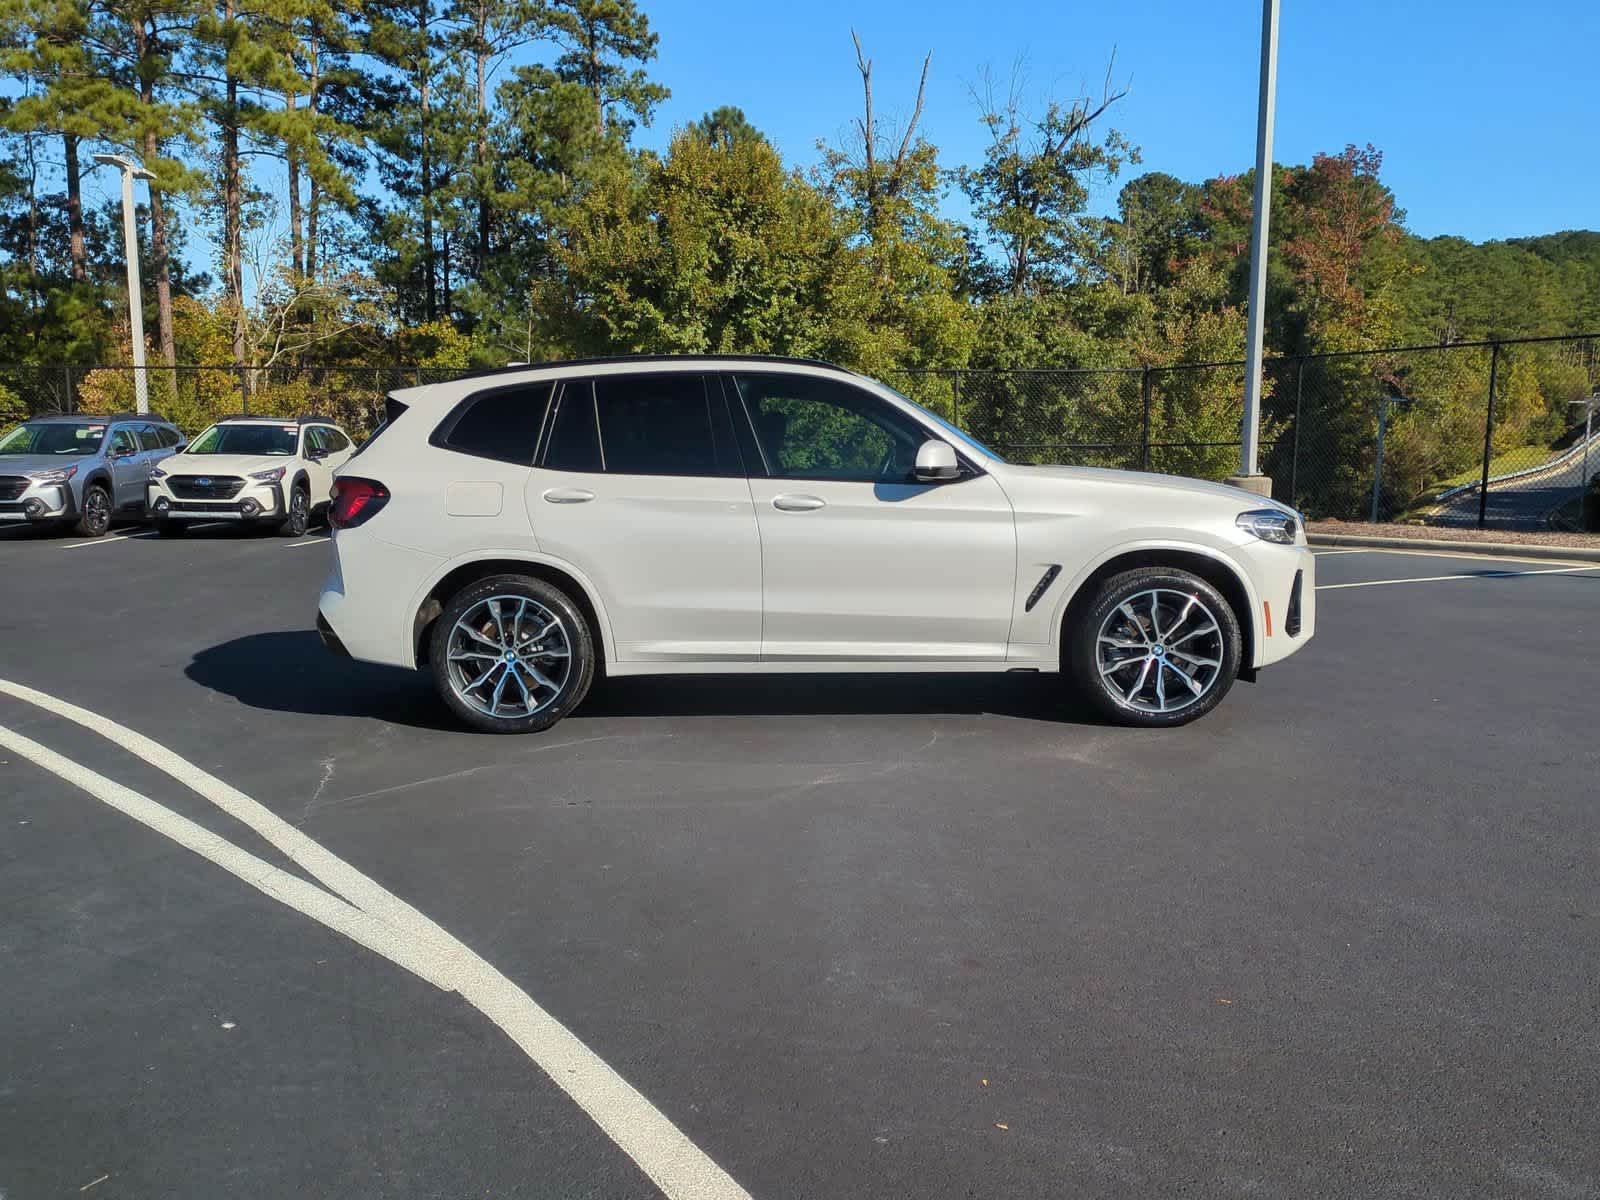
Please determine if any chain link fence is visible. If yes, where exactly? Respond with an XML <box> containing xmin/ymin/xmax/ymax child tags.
<box><xmin>4</xmin><ymin>334</ymin><xmax>1597</xmax><ymax>531</ymax></box>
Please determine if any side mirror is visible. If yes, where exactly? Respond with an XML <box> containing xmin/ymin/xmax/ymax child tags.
<box><xmin>306</xmin><ymin>447</ymin><xmax>327</xmax><ymax>461</ymax></box>
<box><xmin>913</xmin><ymin>439</ymin><xmax>960</xmax><ymax>482</ymax></box>
<box><xmin>174</xmin><ymin>441</ymin><xmax>187</xmax><ymax>452</ymax></box>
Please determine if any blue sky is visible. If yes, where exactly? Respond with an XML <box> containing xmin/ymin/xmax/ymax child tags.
<box><xmin>621</xmin><ymin>0</ymin><xmax>1599</xmax><ymax>242</ymax></box>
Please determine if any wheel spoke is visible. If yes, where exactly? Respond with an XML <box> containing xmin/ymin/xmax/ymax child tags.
<box><xmin>490</xmin><ymin>599</ymin><xmax>508</xmax><ymax>645</ymax></box>
<box><xmin>1124</xmin><ymin>657</ymin><xmax>1153</xmax><ymax>702</ymax></box>
<box><xmin>1155</xmin><ymin>660</ymin><xmax>1168</xmax><ymax>709</ymax></box>
<box><xmin>1170</xmin><ymin>650</ymin><xmax>1220</xmax><ymax>669</ymax></box>
<box><xmin>509</xmin><ymin>665</ymin><xmax>534</xmax><ymax>709</ymax></box>
<box><xmin>466</xmin><ymin>662</ymin><xmax>502</xmax><ymax>691</ymax></box>
<box><xmin>1170</xmin><ymin>621</ymin><xmax>1219</xmax><ymax>647</ymax></box>
<box><xmin>1117</xmin><ymin>602</ymin><xmax>1150</xmax><ymax>642</ymax></box>
<box><xmin>490</xmin><ymin>666</ymin><xmax>511</xmax><ymax>713</ymax></box>
<box><xmin>448</xmin><ymin>649</ymin><xmax>500</xmax><ymax>663</ymax></box>
<box><xmin>1102</xmin><ymin>653</ymin><xmax>1146</xmax><ymax>677</ymax></box>
<box><xmin>459</xmin><ymin>623</ymin><xmax>503</xmax><ymax>652</ymax></box>
<box><xmin>521</xmin><ymin>661</ymin><xmax>561</xmax><ymax>693</ymax></box>
<box><xmin>1098</xmin><ymin>635</ymin><xmax>1145</xmax><ymax>650</ymax></box>
<box><xmin>1149</xmin><ymin>592</ymin><xmax>1165</xmax><ymax>641</ymax></box>
<box><xmin>511</xmin><ymin>598</ymin><xmax>529</xmax><ymax>645</ymax></box>
<box><xmin>1163</xmin><ymin>659</ymin><xmax>1204</xmax><ymax>696</ymax></box>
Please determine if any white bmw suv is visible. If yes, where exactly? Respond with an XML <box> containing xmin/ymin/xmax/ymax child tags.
<box><xmin>317</xmin><ymin>357</ymin><xmax>1314</xmax><ymax>732</ymax></box>
<box><xmin>148</xmin><ymin>414</ymin><xmax>355</xmax><ymax>536</ymax></box>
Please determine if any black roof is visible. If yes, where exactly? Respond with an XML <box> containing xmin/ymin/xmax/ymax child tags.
<box><xmin>452</xmin><ymin>353</ymin><xmax>858</xmax><ymax>383</ymax></box>
<box><xmin>28</xmin><ymin>411</ymin><xmax>176</xmax><ymax>425</ymax></box>
<box><xmin>214</xmin><ymin>413</ymin><xmax>338</xmax><ymax>425</ymax></box>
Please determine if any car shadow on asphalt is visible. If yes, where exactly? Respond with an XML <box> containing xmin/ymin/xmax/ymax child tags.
<box><xmin>188</xmin><ymin>630</ymin><xmax>1102</xmax><ymax>727</ymax></box>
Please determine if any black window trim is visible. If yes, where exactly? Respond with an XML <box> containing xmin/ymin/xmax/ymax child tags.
<box><xmin>428</xmin><ymin>379</ymin><xmax>559</xmax><ymax>467</ymax></box>
<box><xmin>722</xmin><ymin>371</ymin><xmax>987</xmax><ymax>485</ymax></box>
<box><xmin>536</xmin><ymin>378</ymin><xmax>603</xmax><ymax>474</ymax></box>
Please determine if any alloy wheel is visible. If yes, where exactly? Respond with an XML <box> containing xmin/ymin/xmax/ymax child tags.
<box><xmin>1094</xmin><ymin>588</ymin><xmax>1225</xmax><ymax>715</ymax></box>
<box><xmin>443</xmin><ymin>594</ymin><xmax>573</xmax><ymax>719</ymax></box>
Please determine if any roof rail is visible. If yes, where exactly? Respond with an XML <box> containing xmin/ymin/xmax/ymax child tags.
<box><xmin>450</xmin><ymin>353</ymin><xmax>859</xmax><ymax>383</ymax></box>
<box><xmin>28</xmin><ymin>410</ymin><xmax>175</xmax><ymax>424</ymax></box>
<box><xmin>214</xmin><ymin>413</ymin><xmax>338</xmax><ymax>425</ymax></box>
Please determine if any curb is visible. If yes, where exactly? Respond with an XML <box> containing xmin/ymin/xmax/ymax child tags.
<box><xmin>1308</xmin><ymin>531</ymin><xmax>1600</xmax><ymax>564</ymax></box>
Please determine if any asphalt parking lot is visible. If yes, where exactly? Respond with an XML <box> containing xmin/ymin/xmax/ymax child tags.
<box><xmin>3</xmin><ymin>523</ymin><xmax>1598</xmax><ymax>1199</ymax></box>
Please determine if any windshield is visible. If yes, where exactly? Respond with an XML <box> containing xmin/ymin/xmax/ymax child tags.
<box><xmin>0</xmin><ymin>421</ymin><xmax>108</xmax><ymax>455</ymax></box>
<box><xmin>880</xmin><ymin>385</ymin><xmax>1005</xmax><ymax>463</ymax></box>
<box><xmin>188</xmin><ymin>423</ymin><xmax>299</xmax><ymax>456</ymax></box>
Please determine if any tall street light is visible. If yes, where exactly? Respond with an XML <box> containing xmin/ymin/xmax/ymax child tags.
<box><xmin>1232</xmin><ymin>0</ymin><xmax>1281</xmax><ymax>497</ymax></box>
<box><xmin>93</xmin><ymin>153</ymin><xmax>156</xmax><ymax>414</ymax></box>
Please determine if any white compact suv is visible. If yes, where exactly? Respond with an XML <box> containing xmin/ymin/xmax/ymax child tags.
<box><xmin>317</xmin><ymin>357</ymin><xmax>1315</xmax><ymax>733</ymax></box>
<box><xmin>148</xmin><ymin>414</ymin><xmax>355</xmax><ymax>536</ymax></box>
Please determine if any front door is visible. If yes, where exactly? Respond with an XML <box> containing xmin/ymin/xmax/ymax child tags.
<box><xmin>525</xmin><ymin>373</ymin><xmax>762</xmax><ymax>663</ymax></box>
<box><xmin>730</xmin><ymin>372</ymin><xmax>1018</xmax><ymax>662</ymax></box>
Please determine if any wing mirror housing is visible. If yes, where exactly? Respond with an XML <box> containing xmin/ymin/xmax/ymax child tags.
<box><xmin>913</xmin><ymin>438</ymin><xmax>960</xmax><ymax>482</ymax></box>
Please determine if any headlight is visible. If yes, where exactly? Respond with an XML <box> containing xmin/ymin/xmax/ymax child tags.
<box><xmin>148</xmin><ymin>465</ymin><xmax>167</xmax><ymax>481</ymax></box>
<box><xmin>27</xmin><ymin>465</ymin><xmax>78</xmax><ymax>485</ymax></box>
<box><xmin>1236</xmin><ymin>508</ymin><xmax>1299</xmax><ymax>545</ymax></box>
<box><xmin>250</xmin><ymin>466</ymin><xmax>287</xmax><ymax>482</ymax></box>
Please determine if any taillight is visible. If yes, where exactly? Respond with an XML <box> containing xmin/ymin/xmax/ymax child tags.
<box><xmin>329</xmin><ymin>477</ymin><xmax>390</xmax><ymax>529</ymax></box>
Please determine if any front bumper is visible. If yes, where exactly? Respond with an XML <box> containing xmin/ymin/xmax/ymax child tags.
<box><xmin>0</xmin><ymin>479</ymin><xmax>77</xmax><ymax>524</ymax></box>
<box><xmin>1241</xmin><ymin>542</ymin><xmax>1316</xmax><ymax>667</ymax></box>
<box><xmin>147</xmin><ymin>479</ymin><xmax>284</xmax><ymax>522</ymax></box>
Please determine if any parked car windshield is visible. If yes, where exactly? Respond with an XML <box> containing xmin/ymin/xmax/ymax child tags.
<box><xmin>879</xmin><ymin>385</ymin><xmax>1005</xmax><ymax>463</ymax></box>
<box><xmin>0</xmin><ymin>420</ymin><xmax>108</xmax><ymax>455</ymax></box>
<box><xmin>188</xmin><ymin>423</ymin><xmax>298</xmax><ymax>456</ymax></box>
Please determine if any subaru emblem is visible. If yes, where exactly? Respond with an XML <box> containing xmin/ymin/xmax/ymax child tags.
<box><xmin>196</xmin><ymin>477</ymin><xmax>211</xmax><ymax>486</ymax></box>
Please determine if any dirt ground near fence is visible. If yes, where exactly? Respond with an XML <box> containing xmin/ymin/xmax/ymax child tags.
<box><xmin>1310</xmin><ymin>519</ymin><xmax>1600</xmax><ymax>549</ymax></box>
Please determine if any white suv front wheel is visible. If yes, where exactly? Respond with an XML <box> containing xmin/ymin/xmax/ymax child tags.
<box><xmin>429</xmin><ymin>575</ymin><xmax>596</xmax><ymax>734</ymax></box>
<box><xmin>1068</xmin><ymin>567</ymin><xmax>1242</xmax><ymax>728</ymax></box>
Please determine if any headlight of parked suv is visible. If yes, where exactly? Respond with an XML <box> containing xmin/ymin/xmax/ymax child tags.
<box><xmin>1236</xmin><ymin>508</ymin><xmax>1300</xmax><ymax>545</ymax></box>
<box><xmin>27</xmin><ymin>466</ymin><xmax>78</xmax><ymax>485</ymax></box>
<box><xmin>148</xmin><ymin>465</ymin><xmax>167</xmax><ymax>481</ymax></box>
<box><xmin>250</xmin><ymin>466</ymin><xmax>287</xmax><ymax>482</ymax></box>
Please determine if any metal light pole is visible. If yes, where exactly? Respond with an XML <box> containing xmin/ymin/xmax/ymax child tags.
<box><xmin>1232</xmin><ymin>0</ymin><xmax>1281</xmax><ymax>495</ymax></box>
<box><xmin>93</xmin><ymin>153</ymin><xmax>156</xmax><ymax>414</ymax></box>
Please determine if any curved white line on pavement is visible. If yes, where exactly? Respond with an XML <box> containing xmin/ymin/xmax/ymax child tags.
<box><xmin>0</xmin><ymin>725</ymin><xmax>455</xmax><ymax>990</ymax></box>
<box><xmin>0</xmin><ymin>678</ymin><xmax>753</xmax><ymax>1200</ymax></box>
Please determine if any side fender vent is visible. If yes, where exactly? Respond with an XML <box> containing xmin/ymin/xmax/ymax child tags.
<box><xmin>1025</xmin><ymin>564</ymin><xmax>1062</xmax><ymax>613</ymax></box>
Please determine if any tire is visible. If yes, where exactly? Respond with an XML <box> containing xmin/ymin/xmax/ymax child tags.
<box><xmin>278</xmin><ymin>485</ymin><xmax>310</xmax><ymax>537</ymax></box>
<box><xmin>74</xmin><ymin>483</ymin><xmax>112</xmax><ymax>538</ymax></box>
<box><xmin>155</xmin><ymin>519</ymin><xmax>188</xmax><ymax>538</ymax></box>
<box><xmin>1068</xmin><ymin>567</ymin><xmax>1242</xmax><ymax>728</ymax></box>
<box><xmin>429</xmin><ymin>574</ymin><xmax>596</xmax><ymax>734</ymax></box>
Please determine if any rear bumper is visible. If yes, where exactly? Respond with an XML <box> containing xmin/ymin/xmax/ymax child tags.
<box><xmin>316</xmin><ymin>530</ymin><xmax>443</xmax><ymax>669</ymax></box>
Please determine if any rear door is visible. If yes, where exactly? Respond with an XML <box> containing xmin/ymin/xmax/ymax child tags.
<box><xmin>731</xmin><ymin>372</ymin><xmax>1018</xmax><ymax>662</ymax></box>
<box><xmin>106</xmin><ymin>426</ymin><xmax>148</xmax><ymax>508</ymax></box>
<box><xmin>524</xmin><ymin>372</ymin><xmax>762</xmax><ymax>663</ymax></box>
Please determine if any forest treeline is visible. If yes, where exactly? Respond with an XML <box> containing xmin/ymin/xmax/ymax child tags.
<box><xmin>2</xmin><ymin>0</ymin><xmax>1598</xmax><ymax>500</ymax></box>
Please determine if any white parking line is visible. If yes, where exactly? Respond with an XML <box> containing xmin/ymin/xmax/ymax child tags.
<box><xmin>1318</xmin><ymin>564</ymin><xmax>1600</xmax><ymax>590</ymax></box>
<box><xmin>285</xmin><ymin>535</ymin><xmax>332</xmax><ymax>548</ymax></box>
<box><xmin>1311</xmin><ymin>549</ymin><xmax>1369</xmax><ymax>557</ymax></box>
<box><xmin>60</xmin><ymin>530</ymin><xmax>159</xmax><ymax>549</ymax></box>
<box><xmin>0</xmin><ymin>676</ymin><xmax>753</xmax><ymax>1200</ymax></box>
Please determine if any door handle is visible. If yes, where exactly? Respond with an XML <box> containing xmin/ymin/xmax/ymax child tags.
<box><xmin>542</xmin><ymin>487</ymin><xmax>595</xmax><ymax>504</ymax></box>
<box><xmin>772</xmin><ymin>494</ymin><xmax>825</xmax><ymax>512</ymax></box>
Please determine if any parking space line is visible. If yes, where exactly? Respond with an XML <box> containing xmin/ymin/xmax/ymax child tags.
<box><xmin>1318</xmin><ymin>564</ymin><xmax>1600</xmax><ymax>591</ymax></box>
<box><xmin>0</xmin><ymin>676</ymin><xmax>753</xmax><ymax>1200</ymax></box>
<box><xmin>59</xmin><ymin>530</ymin><xmax>159</xmax><ymax>550</ymax></box>
<box><xmin>1312</xmin><ymin>549</ymin><xmax>1369</xmax><ymax>557</ymax></box>
<box><xmin>285</xmin><ymin>535</ymin><xmax>332</xmax><ymax>548</ymax></box>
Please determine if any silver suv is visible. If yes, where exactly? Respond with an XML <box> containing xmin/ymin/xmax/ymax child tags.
<box><xmin>0</xmin><ymin>412</ymin><xmax>187</xmax><ymax>537</ymax></box>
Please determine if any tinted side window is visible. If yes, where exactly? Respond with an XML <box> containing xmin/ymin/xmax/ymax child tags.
<box><xmin>324</xmin><ymin>428</ymin><xmax>351</xmax><ymax>451</ymax></box>
<box><xmin>733</xmin><ymin>373</ymin><xmax>926</xmax><ymax>482</ymax></box>
<box><xmin>109</xmin><ymin>428</ymin><xmax>139</xmax><ymax>457</ymax></box>
<box><xmin>542</xmin><ymin>383</ymin><xmax>603</xmax><ymax>472</ymax></box>
<box><xmin>135</xmin><ymin>425</ymin><xmax>162</xmax><ymax>451</ymax></box>
<box><xmin>440</xmin><ymin>383</ymin><xmax>552</xmax><ymax>465</ymax></box>
<box><xmin>594</xmin><ymin>374</ymin><xmax>735</xmax><ymax>477</ymax></box>
<box><xmin>159</xmin><ymin>425</ymin><xmax>181</xmax><ymax>447</ymax></box>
